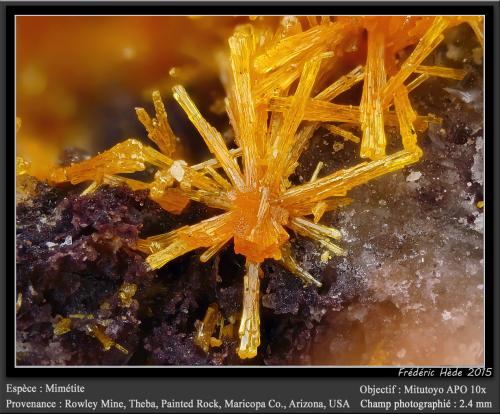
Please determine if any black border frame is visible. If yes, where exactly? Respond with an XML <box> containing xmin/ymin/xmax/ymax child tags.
<box><xmin>4</xmin><ymin>1</ymin><xmax>498</xmax><ymax>379</ymax></box>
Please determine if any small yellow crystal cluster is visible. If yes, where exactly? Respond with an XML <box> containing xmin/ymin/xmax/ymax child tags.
<box><xmin>46</xmin><ymin>16</ymin><xmax>482</xmax><ymax>359</ymax></box>
<box><xmin>194</xmin><ymin>303</ymin><xmax>235</xmax><ymax>352</ymax></box>
<box><xmin>52</xmin><ymin>282</ymin><xmax>136</xmax><ymax>355</ymax></box>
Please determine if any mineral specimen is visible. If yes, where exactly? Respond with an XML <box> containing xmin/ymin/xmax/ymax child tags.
<box><xmin>16</xmin><ymin>15</ymin><xmax>483</xmax><ymax>363</ymax></box>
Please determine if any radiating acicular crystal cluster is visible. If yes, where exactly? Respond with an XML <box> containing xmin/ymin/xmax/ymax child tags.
<box><xmin>41</xmin><ymin>16</ymin><xmax>483</xmax><ymax>359</ymax></box>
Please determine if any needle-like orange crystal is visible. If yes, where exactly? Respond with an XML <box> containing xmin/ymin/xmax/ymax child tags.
<box><xmin>43</xmin><ymin>16</ymin><xmax>482</xmax><ymax>359</ymax></box>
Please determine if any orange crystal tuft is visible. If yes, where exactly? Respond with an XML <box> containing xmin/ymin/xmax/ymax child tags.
<box><xmin>232</xmin><ymin>189</ymin><xmax>289</xmax><ymax>263</ymax></box>
<box><xmin>37</xmin><ymin>15</ymin><xmax>482</xmax><ymax>359</ymax></box>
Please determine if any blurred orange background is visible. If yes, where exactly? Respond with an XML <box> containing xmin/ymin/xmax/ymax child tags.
<box><xmin>16</xmin><ymin>16</ymin><xmax>250</xmax><ymax>178</ymax></box>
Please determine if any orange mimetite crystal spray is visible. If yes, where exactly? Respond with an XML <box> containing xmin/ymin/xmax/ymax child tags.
<box><xmin>47</xmin><ymin>16</ymin><xmax>482</xmax><ymax>358</ymax></box>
